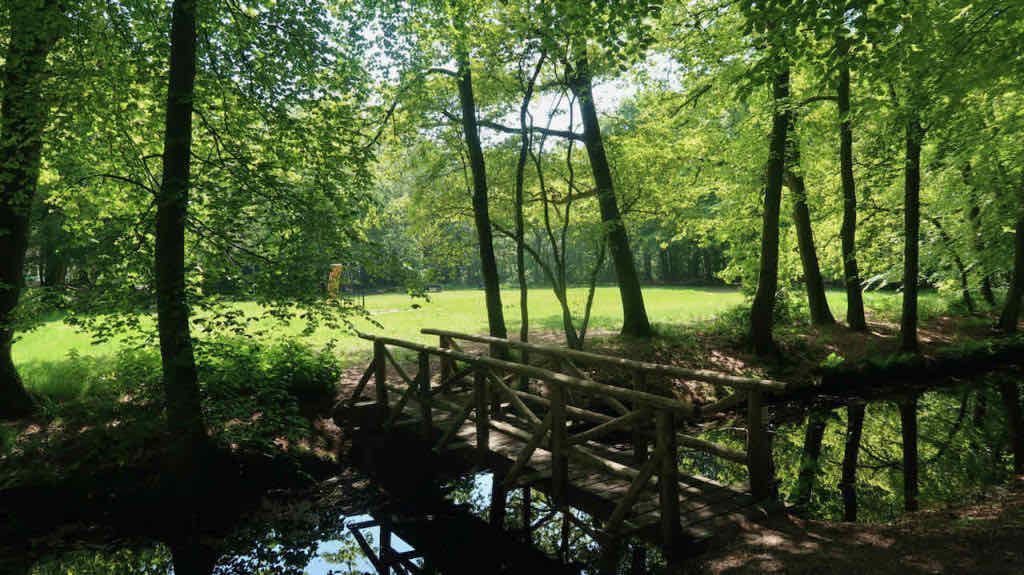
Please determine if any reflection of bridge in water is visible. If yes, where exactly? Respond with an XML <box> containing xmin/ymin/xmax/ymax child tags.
<box><xmin>337</xmin><ymin>328</ymin><xmax>796</xmax><ymax>565</ymax></box>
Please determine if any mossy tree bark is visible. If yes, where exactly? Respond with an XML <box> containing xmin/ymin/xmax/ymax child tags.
<box><xmin>0</xmin><ymin>0</ymin><xmax>64</xmax><ymax>420</ymax></box>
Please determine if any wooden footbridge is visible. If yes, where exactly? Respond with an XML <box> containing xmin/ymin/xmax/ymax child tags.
<box><xmin>338</xmin><ymin>328</ymin><xmax>796</xmax><ymax>556</ymax></box>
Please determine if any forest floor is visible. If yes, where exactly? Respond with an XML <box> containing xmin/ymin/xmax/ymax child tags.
<box><xmin>689</xmin><ymin>478</ymin><xmax>1024</xmax><ymax>574</ymax></box>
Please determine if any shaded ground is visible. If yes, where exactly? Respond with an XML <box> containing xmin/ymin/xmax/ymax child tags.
<box><xmin>690</xmin><ymin>479</ymin><xmax>1024</xmax><ymax>574</ymax></box>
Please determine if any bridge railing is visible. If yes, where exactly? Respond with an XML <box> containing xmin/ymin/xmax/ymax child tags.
<box><xmin>347</xmin><ymin>330</ymin><xmax>787</xmax><ymax>549</ymax></box>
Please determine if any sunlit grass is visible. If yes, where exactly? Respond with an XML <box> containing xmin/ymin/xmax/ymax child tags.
<box><xmin>13</xmin><ymin>285</ymin><xmax>937</xmax><ymax>392</ymax></box>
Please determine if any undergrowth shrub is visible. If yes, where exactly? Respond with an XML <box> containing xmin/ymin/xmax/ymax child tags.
<box><xmin>2</xmin><ymin>338</ymin><xmax>341</xmax><ymax>486</ymax></box>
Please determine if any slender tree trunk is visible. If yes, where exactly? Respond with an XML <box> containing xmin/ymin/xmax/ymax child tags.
<box><xmin>750</xmin><ymin>66</ymin><xmax>791</xmax><ymax>357</ymax></box>
<box><xmin>900</xmin><ymin>396</ymin><xmax>919</xmax><ymax>512</ymax></box>
<box><xmin>900</xmin><ymin>116</ymin><xmax>923</xmax><ymax>353</ymax></box>
<box><xmin>840</xmin><ymin>403</ymin><xmax>866</xmax><ymax>521</ymax></box>
<box><xmin>568</xmin><ymin>55</ymin><xmax>651</xmax><ymax>338</ymax></box>
<box><xmin>792</xmin><ymin>410</ymin><xmax>828</xmax><ymax>510</ymax></box>
<box><xmin>998</xmin><ymin>209</ymin><xmax>1024</xmax><ymax>333</ymax></box>
<box><xmin>837</xmin><ymin>44</ymin><xmax>867</xmax><ymax>331</ymax></box>
<box><xmin>0</xmin><ymin>0</ymin><xmax>63</xmax><ymax>420</ymax></box>
<box><xmin>40</xmin><ymin>205</ymin><xmax>68</xmax><ymax>287</ymax></box>
<box><xmin>785</xmin><ymin>118</ymin><xmax>835</xmax><ymax>326</ymax></box>
<box><xmin>925</xmin><ymin>215</ymin><xmax>974</xmax><ymax>312</ymax></box>
<box><xmin>999</xmin><ymin>380</ymin><xmax>1023</xmax><ymax>475</ymax></box>
<box><xmin>455</xmin><ymin>51</ymin><xmax>508</xmax><ymax>353</ymax></box>
<box><xmin>963</xmin><ymin>164</ymin><xmax>997</xmax><ymax>306</ymax></box>
<box><xmin>155</xmin><ymin>0</ymin><xmax>207</xmax><ymax>463</ymax></box>
<box><xmin>514</xmin><ymin>55</ymin><xmax>543</xmax><ymax>360</ymax></box>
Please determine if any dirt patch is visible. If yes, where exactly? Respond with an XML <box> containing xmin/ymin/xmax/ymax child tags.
<box><xmin>690</xmin><ymin>479</ymin><xmax>1024</xmax><ymax>574</ymax></box>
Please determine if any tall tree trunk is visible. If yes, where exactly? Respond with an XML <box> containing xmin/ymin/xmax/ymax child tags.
<box><xmin>750</xmin><ymin>66</ymin><xmax>791</xmax><ymax>357</ymax></box>
<box><xmin>998</xmin><ymin>208</ymin><xmax>1024</xmax><ymax>333</ymax></box>
<box><xmin>998</xmin><ymin>380</ymin><xmax>1023</xmax><ymax>475</ymax></box>
<box><xmin>0</xmin><ymin>0</ymin><xmax>63</xmax><ymax>419</ymax></box>
<box><xmin>155</xmin><ymin>0</ymin><xmax>207</xmax><ymax>462</ymax></box>
<box><xmin>568</xmin><ymin>54</ymin><xmax>651</xmax><ymax>338</ymax></box>
<box><xmin>840</xmin><ymin>403</ymin><xmax>866</xmax><ymax>521</ymax></box>
<box><xmin>514</xmin><ymin>54</ymin><xmax>543</xmax><ymax>361</ymax></box>
<box><xmin>455</xmin><ymin>52</ymin><xmax>508</xmax><ymax>354</ymax></box>
<box><xmin>900</xmin><ymin>116</ymin><xmax>923</xmax><ymax>353</ymax></box>
<box><xmin>837</xmin><ymin>43</ymin><xmax>867</xmax><ymax>331</ymax></box>
<box><xmin>899</xmin><ymin>396</ymin><xmax>919</xmax><ymax>512</ymax></box>
<box><xmin>792</xmin><ymin>410</ymin><xmax>829</xmax><ymax>510</ymax></box>
<box><xmin>785</xmin><ymin>118</ymin><xmax>835</xmax><ymax>326</ymax></box>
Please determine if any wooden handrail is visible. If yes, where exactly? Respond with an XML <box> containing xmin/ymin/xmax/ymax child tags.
<box><xmin>421</xmin><ymin>328</ymin><xmax>792</xmax><ymax>393</ymax></box>
<box><xmin>358</xmin><ymin>333</ymin><xmax>695</xmax><ymax>415</ymax></box>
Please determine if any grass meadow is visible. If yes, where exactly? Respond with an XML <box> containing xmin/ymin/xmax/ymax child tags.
<box><xmin>13</xmin><ymin>285</ymin><xmax>945</xmax><ymax>395</ymax></box>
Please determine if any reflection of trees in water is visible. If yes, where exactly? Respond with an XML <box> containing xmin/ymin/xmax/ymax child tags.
<box><xmin>26</xmin><ymin>505</ymin><xmax>366</xmax><ymax>575</ymax></box>
<box><xmin>445</xmin><ymin>472</ymin><xmax>667</xmax><ymax>573</ymax></box>
<box><xmin>29</xmin><ymin>547</ymin><xmax>173</xmax><ymax>575</ymax></box>
<box><xmin>682</xmin><ymin>380</ymin><xmax>1019</xmax><ymax>523</ymax></box>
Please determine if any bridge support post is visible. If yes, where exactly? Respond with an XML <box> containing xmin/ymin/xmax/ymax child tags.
<box><xmin>474</xmin><ymin>368</ymin><xmax>489</xmax><ymax>465</ymax></box>
<box><xmin>549</xmin><ymin>381</ymin><xmax>568</xmax><ymax>507</ymax></box>
<box><xmin>656</xmin><ymin>410</ymin><xmax>681</xmax><ymax>553</ymax></box>
<box><xmin>418</xmin><ymin>351</ymin><xmax>432</xmax><ymax>439</ymax></box>
<box><xmin>747</xmin><ymin>390</ymin><xmax>776</xmax><ymax>500</ymax></box>
<box><xmin>439</xmin><ymin>335</ymin><xmax>453</xmax><ymax>385</ymax></box>
<box><xmin>632</xmin><ymin>370</ymin><xmax>649</xmax><ymax>466</ymax></box>
<box><xmin>374</xmin><ymin>340</ymin><xmax>388</xmax><ymax>422</ymax></box>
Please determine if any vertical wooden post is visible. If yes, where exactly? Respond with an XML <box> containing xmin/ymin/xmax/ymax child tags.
<box><xmin>490</xmin><ymin>370</ymin><xmax>503</xmax><ymax>419</ymax></box>
<box><xmin>439</xmin><ymin>335</ymin><xmax>453</xmax><ymax>385</ymax></box>
<box><xmin>747</xmin><ymin>390</ymin><xmax>775</xmax><ymax>500</ymax></box>
<box><xmin>632</xmin><ymin>370</ymin><xmax>649</xmax><ymax>466</ymax></box>
<box><xmin>474</xmin><ymin>368</ymin><xmax>490</xmax><ymax>465</ymax></box>
<box><xmin>374</xmin><ymin>340</ymin><xmax>388</xmax><ymax>421</ymax></box>
<box><xmin>549</xmin><ymin>380</ymin><xmax>568</xmax><ymax>507</ymax></box>
<box><xmin>418</xmin><ymin>351</ymin><xmax>432</xmax><ymax>439</ymax></box>
<box><xmin>518</xmin><ymin>349</ymin><xmax>530</xmax><ymax>390</ymax></box>
<box><xmin>656</xmin><ymin>410</ymin><xmax>681</xmax><ymax>552</ymax></box>
<box><xmin>900</xmin><ymin>395</ymin><xmax>919</xmax><ymax>512</ymax></box>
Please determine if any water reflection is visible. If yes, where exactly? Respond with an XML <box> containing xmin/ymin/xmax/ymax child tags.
<box><xmin>8</xmin><ymin>375</ymin><xmax>1021</xmax><ymax>574</ymax></box>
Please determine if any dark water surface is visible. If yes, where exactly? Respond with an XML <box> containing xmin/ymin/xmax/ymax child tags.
<box><xmin>3</xmin><ymin>373</ymin><xmax>1020</xmax><ymax>574</ymax></box>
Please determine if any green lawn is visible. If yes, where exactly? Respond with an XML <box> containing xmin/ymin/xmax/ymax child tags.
<box><xmin>13</xmin><ymin>285</ymin><xmax>943</xmax><ymax>391</ymax></box>
<box><xmin>13</xmin><ymin>286</ymin><xmax>742</xmax><ymax>369</ymax></box>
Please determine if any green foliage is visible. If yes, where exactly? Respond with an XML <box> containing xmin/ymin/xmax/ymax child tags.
<box><xmin>820</xmin><ymin>352</ymin><xmax>845</xmax><ymax>369</ymax></box>
<box><xmin>1</xmin><ymin>337</ymin><xmax>341</xmax><ymax>487</ymax></box>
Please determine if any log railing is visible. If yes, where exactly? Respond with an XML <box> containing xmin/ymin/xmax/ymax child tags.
<box><xmin>348</xmin><ymin>330</ymin><xmax>786</xmax><ymax>550</ymax></box>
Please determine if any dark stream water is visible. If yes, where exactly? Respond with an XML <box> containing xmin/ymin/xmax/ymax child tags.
<box><xmin>3</xmin><ymin>373</ymin><xmax>1020</xmax><ymax>574</ymax></box>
